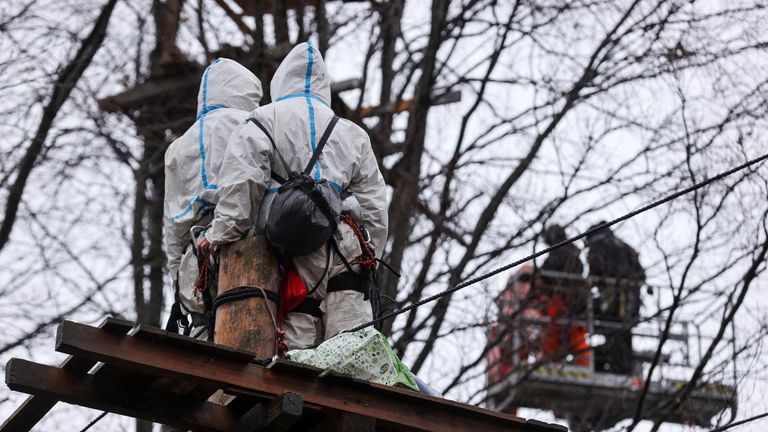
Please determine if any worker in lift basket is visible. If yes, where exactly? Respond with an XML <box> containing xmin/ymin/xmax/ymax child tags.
<box><xmin>586</xmin><ymin>222</ymin><xmax>646</xmax><ymax>375</ymax></box>
<box><xmin>198</xmin><ymin>41</ymin><xmax>388</xmax><ymax>350</ymax></box>
<box><xmin>538</xmin><ymin>224</ymin><xmax>590</xmax><ymax>366</ymax></box>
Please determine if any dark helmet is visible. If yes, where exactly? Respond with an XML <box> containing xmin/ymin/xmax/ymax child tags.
<box><xmin>586</xmin><ymin>221</ymin><xmax>612</xmax><ymax>245</ymax></box>
<box><xmin>543</xmin><ymin>224</ymin><xmax>567</xmax><ymax>245</ymax></box>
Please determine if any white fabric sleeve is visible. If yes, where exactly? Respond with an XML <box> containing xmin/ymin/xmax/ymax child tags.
<box><xmin>163</xmin><ymin>165</ymin><xmax>187</xmax><ymax>281</ymax></box>
<box><xmin>205</xmin><ymin>121</ymin><xmax>272</xmax><ymax>244</ymax></box>
<box><xmin>349</xmin><ymin>133</ymin><xmax>388</xmax><ymax>257</ymax></box>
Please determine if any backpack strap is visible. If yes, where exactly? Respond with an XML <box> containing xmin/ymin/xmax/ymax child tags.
<box><xmin>303</xmin><ymin>116</ymin><xmax>340</xmax><ymax>175</ymax></box>
<box><xmin>307</xmin><ymin>242</ymin><xmax>332</xmax><ymax>296</ymax></box>
<box><xmin>291</xmin><ymin>297</ymin><xmax>322</xmax><ymax>317</ymax></box>
<box><xmin>247</xmin><ymin>117</ymin><xmax>291</xmax><ymax>184</ymax></box>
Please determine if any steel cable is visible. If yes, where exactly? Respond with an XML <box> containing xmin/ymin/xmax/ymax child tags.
<box><xmin>350</xmin><ymin>151</ymin><xmax>768</xmax><ymax>332</ymax></box>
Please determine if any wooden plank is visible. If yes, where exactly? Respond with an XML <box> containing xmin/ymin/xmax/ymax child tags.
<box><xmin>0</xmin><ymin>317</ymin><xmax>134</xmax><ymax>432</ymax></box>
<box><xmin>5</xmin><ymin>359</ymin><xmax>237</xmax><ymax>432</ymax></box>
<box><xmin>55</xmin><ymin>321</ymin><xmax>562</xmax><ymax>432</ymax></box>
<box><xmin>132</xmin><ymin>324</ymin><xmax>256</xmax><ymax>363</ymax></box>
<box><xmin>77</xmin><ymin>325</ymin><xmax>248</xmax><ymax>402</ymax></box>
<box><xmin>268</xmin><ymin>357</ymin><xmax>324</xmax><ymax>377</ymax></box>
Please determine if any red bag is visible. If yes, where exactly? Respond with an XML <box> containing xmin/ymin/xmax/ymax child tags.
<box><xmin>281</xmin><ymin>264</ymin><xmax>307</xmax><ymax>315</ymax></box>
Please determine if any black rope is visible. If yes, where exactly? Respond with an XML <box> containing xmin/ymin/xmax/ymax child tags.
<box><xmin>213</xmin><ymin>286</ymin><xmax>280</xmax><ymax>311</ymax></box>
<box><xmin>251</xmin><ymin>358</ymin><xmax>273</xmax><ymax>367</ymax></box>
<box><xmin>710</xmin><ymin>411</ymin><xmax>768</xmax><ymax>432</ymax></box>
<box><xmin>79</xmin><ymin>411</ymin><xmax>108</xmax><ymax>432</ymax></box>
<box><xmin>349</xmin><ymin>151</ymin><xmax>768</xmax><ymax>332</ymax></box>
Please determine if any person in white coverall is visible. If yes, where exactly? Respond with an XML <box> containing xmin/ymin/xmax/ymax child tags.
<box><xmin>164</xmin><ymin>58</ymin><xmax>262</xmax><ymax>326</ymax></box>
<box><xmin>200</xmin><ymin>42</ymin><xmax>388</xmax><ymax>349</ymax></box>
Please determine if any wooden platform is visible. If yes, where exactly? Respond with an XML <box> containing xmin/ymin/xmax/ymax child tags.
<box><xmin>2</xmin><ymin>318</ymin><xmax>567</xmax><ymax>432</ymax></box>
<box><xmin>486</xmin><ymin>365</ymin><xmax>735</xmax><ymax>431</ymax></box>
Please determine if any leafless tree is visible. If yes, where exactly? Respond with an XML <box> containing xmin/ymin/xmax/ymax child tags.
<box><xmin>1</xmin><ymin>1</ymin><xmax>767</xmax><ymax>431</ymax></box>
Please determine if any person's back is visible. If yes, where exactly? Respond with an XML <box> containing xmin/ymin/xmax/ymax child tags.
<box><xmin>164</xmin><ymin>58</ymin><xmax>262</xmax><ymax>288</ymax></box>
<box><xmin>586</xmin><ymin>224</ymin><xmax>645</xmax><ymax>318</ymax></box>
<box><xmin>586</xmin><ymin>223</ymin><xmax>645</xmax><ymax>374</ymax></box>
<box><xmin>541</xmin><ymin>225</ymin><xmax>585</xmax><ymax>289</ymax></box>
<box><xmin>206</xmin><ymin>42</ymin><xmax>388</xmax><ymax>349</ymax></box>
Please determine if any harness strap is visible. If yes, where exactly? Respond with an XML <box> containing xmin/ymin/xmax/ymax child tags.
<box><xmin>307</xmin><ymin>242</ymin><xmax>332</xmax><ymax>296</ymax></box>
<box><xmin>304</xmin><ymin>116</ymin><xmax>339</xmax><ymax>175</ymax></box>
<box><xmin>248</xmin><ymin>116</ymin><xmax>340</xmax><ymax>184</ymax></box>
<box><xmin>291</xmin><ymin>297</ymin><xmax>323</xmax><ymax>317</ymax></box>
<box><xmin>331</xmin><ymin>237</ymin><xmax>355</xmax><ymax>274</ymax></box>
<box><xmin>166</xmin><ymin>270</ymin><xmax>191</xmax><ymax>335</ymax></box>
<box><xmin>247</xmin><ymin>117</ymin><xmax>293</xmax><ymax>183</ymax></box>
<box><xmin>327</xmin><ymin>271</ymin><xmax>369</xmax><ymax>297</ymax></box>
<box><xmin>213</xmin><ymin>286</ymin><xmax>281</xmax><ymax>311</ymax></box>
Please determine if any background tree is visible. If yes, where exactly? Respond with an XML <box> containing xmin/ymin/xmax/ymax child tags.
<box><xmin>1</xmin><ymin>0</ymin><xmax>767</xmax><ymax>430</ymax></box>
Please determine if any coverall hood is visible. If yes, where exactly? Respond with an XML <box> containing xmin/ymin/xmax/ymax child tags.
<box><xmin>197</xmin><ymin>58</ymin><xmax>263</xmax><ymax>116</ymax></box>
<box><xmin>165</xmin><ymin>58</ymin><xmax>262</xmax><ymax>283</ymax></box>
<box><xmin>270</xmin><ymin>42</ymin><xmax>332</xmax><ymax>104</ymax></box>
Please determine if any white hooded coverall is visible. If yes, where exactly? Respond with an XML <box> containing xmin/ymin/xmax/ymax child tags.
<box><xmin>164</xmin><ymin>58</ymin><xmax>263</xmax><ymax>293</ymax></box>
<box><xmin>205</xmin><ymin>42</ymin><xmax>388</xmax><ymax>349</ymax></box>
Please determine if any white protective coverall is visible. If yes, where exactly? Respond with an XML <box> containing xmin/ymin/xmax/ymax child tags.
<box><xmin>164</xmin><ymin>58</ymin><xmax>263</xmax><ymax>289</ymax></box>
<box><xmin>205</xmin><ymin>42</ymin><xmax>388</xmax><ymax>349</ymax></box>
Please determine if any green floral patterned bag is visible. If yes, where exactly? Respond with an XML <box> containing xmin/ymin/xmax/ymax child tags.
<box><xmin>288</xmin><ymin>327</ymin><xmax>419</xmax><ymax>391</ymax></box>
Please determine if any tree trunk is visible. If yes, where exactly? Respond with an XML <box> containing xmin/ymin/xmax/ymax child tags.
<box><xmin>215</xmin><ymin>235</ymin><xmax>280</xmax><ymax>359</ymax></box>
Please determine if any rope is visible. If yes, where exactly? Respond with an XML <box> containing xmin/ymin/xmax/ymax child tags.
<box><xmin>194</xmin><ymin>247</ymin><xmax>214</xmax><ymax>294</ymax></box>
<box><xmin>79</xmin><ymin>411</ymin><xmax>107</xmax><ymax>432</ymax></box>
<box><xmin>212</xmin><ymin>286</ymin><xmax>280</xmax><ymax>311</ymax></box>
<box><xmin>349</xmin><ymin>151</ymin><xmax>768</xmax><ymax>332</ymax></box>
<box><xmin>213</xmin><ymin>285</ymin><xmax>287</xmax><ymax>356</ymax></box>
<box><xmin>254</xmin><ymin>285</ymin><xmax>288</xmax><ymax>356</ymax></box>
<box><xmin>341</xmin><ymin>213</ymin><xmax>377</xmax><ymax>269</ymax></box>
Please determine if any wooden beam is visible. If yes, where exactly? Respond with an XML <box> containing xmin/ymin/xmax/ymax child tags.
<box><xmin>0</xmin><ymin>317</ymin><xmax>134</xmax><ymax>432</ymax></box>
<box><xmin>231</xmin><ymin>0</ymin><xmax>367</xmax><ymax>16</ymax></box>
<box><xmin>230</xmin><ymin>391</ymin><xmax>303</xmax><ymax>432</ymax></box>
<box><xmin>97</xmin><ymin>76</ymin><xmax>200</xmax><ymax>113</ymax></box>
<box><xmin>358</xmin><ymin>90</ymin><xmax>462</xmax><ymax>118</ymax></box>
<box><xmin>314</xmin><ymin>411</ymin><xmax>376</xmax><ymax>432</ymax></box>
<box><xmin>5</xmin><ymin>359</ymin><xmax>238</xmax><ymax>432</ymax></box>
<box><xmin>331</xmin><ymin>78</ymin><xmax>362</xmax><ymax>93</ymax></box>
<box><xmin>264</xmin><ymin>392</ymin><xmax>303</xmax><ymax>431</ymax></box>
<box><xmin>54</xmin><ymin>321</ymin><xmax>563</xmax><ymax>432</ymax></box>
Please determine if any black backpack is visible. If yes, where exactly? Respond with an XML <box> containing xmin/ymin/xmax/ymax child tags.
<box><xmin>247</xmin><ymin>116</ymin><xmax>342</xmax><ymax>257</ymax></box>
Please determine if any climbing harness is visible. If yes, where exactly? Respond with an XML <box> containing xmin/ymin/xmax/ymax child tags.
<box><xmin>324</xmin><ymin>214</ymin><xmax>397</xmax><ymax>331</ymax></box>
